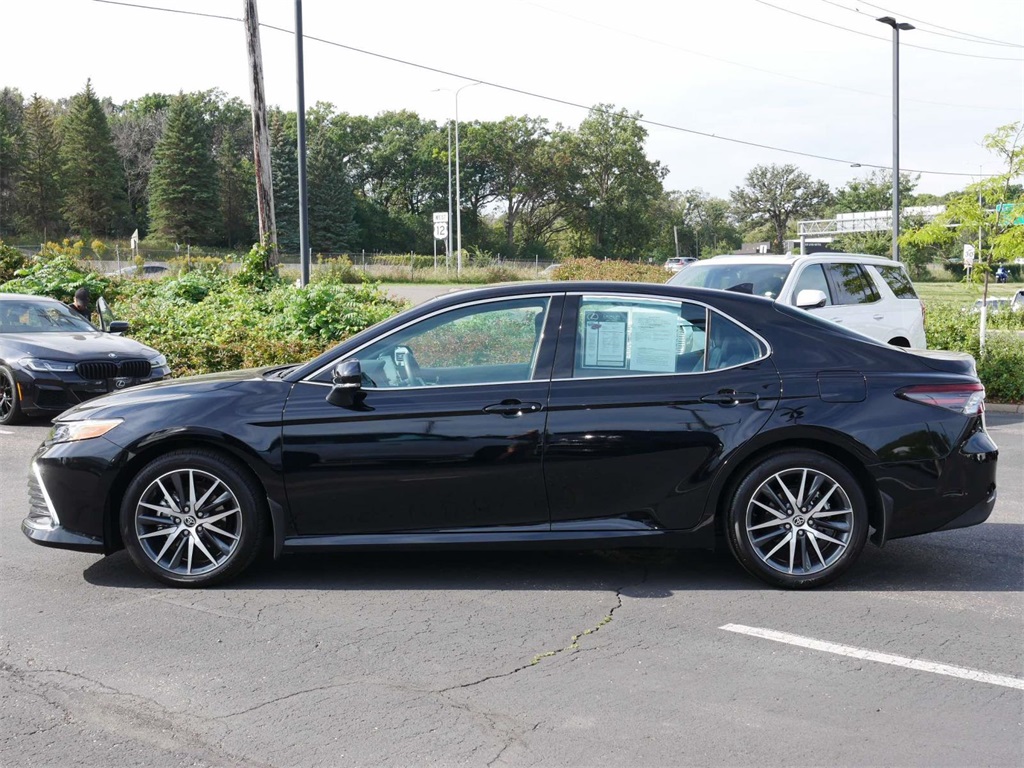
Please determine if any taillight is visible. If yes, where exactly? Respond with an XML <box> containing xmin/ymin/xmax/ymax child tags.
<box><xmin>897</xmin><ymin>382</ymin><xmax>985</xmax><ymax>415</ymax></box>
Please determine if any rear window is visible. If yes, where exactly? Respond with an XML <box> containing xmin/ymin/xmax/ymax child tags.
<box><xmin>876</xmin><ymin>265</ymin><xmax>919</xmax><ymax>299</ymax></box>
<box><xmin>669</xmin><ymin>263</ymin><xmax>792</xmax><ymax>299</ymax></box>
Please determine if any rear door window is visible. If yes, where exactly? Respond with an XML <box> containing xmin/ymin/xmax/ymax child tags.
<box><xmin>825</xmin><ymin>263</ymin><xmax>881</xmax><ymax>305</ymax></box>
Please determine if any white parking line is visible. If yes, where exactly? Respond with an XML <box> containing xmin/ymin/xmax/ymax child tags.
<box><xmin>720</xmin><ymin>623</ymin><xmax>1024</xmax><ymax>691</ymax></box>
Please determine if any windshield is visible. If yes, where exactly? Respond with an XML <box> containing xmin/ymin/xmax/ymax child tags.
<box><xmin>0</xmin><ymin>300</ymin><xmax>97</xmax><ymax>333</ymax></box>
<box><xmin>669</xmin><ymin>263</ymin><xmax>792</xmax><ymax>299</ymax></box>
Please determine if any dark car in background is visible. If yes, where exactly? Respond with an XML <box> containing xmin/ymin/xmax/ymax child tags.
<box><xmin>0</xmin><ymin>293</ymin><xmax>170</xmax><ymax>425</ymax></box>
<box><xmin>21</xmin><ymin>282</ymin><xmax>997</xmax><ymax>589</ymax></box>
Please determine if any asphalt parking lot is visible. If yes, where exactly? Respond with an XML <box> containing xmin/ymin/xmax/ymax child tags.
<box><xmin>1</xmin><ymin>414</ymin><xmax>1021</xmax><ymax>767</ymax></box>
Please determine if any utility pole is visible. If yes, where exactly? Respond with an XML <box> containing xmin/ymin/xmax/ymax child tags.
<box><xmin>295</xmin><ymin>0</ymin><xmax>310</xmax><ymax>286</ymax></box>
<box><xmin>243</xmin><ymin>0</ymin><xmax>278</xmax><ymax>266</ymax></box>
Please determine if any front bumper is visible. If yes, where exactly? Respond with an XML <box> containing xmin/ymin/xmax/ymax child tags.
<box><xmin>21</xmin><ymin>517</ymin><xmax>105</xmax><ymax>553</ymax></box>
<box><xmin>14</xmin><ymin>365</ymin><xmax>170</xmax><ymax>416</ymax></box>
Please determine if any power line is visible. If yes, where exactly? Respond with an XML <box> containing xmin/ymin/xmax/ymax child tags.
<box><xmin>93</xmin><ymin>0</ymin><xmax>239</xmax><ymax>23</ymax></box>
<box><xmin>91</xmin><ymin>0</ymin><xmax>1004</xmax><ymax>179</ymax></box>
<box><xmin>520</xmin><ymin>0</ymin><xmax>1017</xmax><ymax>113</ymax></box>
<box><xmin>815</xmin><ymin>0</ymin><xmax>1024</xmax><ymax>49</ymax></box>
<box><xmin>849</xmin><ymin>0</ymin><xmax>1024</xmax><ymax>48</ymax></box>
<box><xmin>753</xmin><ymin>0</ymin><xmax>1024</xmax><ymax>61</ymax></box>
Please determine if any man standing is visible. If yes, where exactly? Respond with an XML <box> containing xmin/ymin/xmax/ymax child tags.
<box><xmin>67</xmin><ymin>287</ymin><xmax>92</xmax><ymax>323</ymax></box>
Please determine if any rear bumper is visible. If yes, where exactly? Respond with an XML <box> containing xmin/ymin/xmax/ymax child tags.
<box><xmin>936</xmin><ymin>489</ymin><xmax>997</xmax><ymax>532</ymax></box>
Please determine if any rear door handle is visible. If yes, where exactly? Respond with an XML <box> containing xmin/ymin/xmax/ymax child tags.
<box><xmin>483</xmin><ymin>400</ymin><xmax>543</xmax><ymax>417</ymax></box>
<box><xmin>700</xmin><ymin>390</ymin><xmax>758</xmax><ymax>407</ymax></box>
<box><xmin>873</xmin><ymin>314</ymin><xmax>884</xmax><ymax>320</ymax></box>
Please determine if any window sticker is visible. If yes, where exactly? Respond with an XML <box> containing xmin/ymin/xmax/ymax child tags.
<box><xmin>583</xmin><ymin>310</ymin><xmax>627</xmax><ymax>368</ymax></box>
<box><xmin>629</xmin><ymin>309</ymin><xmax>679</xmax><ymax>372</ymax></box>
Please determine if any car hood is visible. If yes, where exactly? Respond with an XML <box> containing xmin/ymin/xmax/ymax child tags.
<box><xmin>57</xmin><ymin>367</ymin><xmax>276</xmax><ymax>421</ymax></box>
<box><xmin>1</xmin><ymin>331</ymin><xmax>159</xmax><ymax>360</ymax></box>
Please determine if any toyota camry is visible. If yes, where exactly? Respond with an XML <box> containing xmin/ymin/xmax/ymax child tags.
<box><xmin>21</xmin><ymin>281</ymin><xmax>998</xmax><ymax>589</ymax></box>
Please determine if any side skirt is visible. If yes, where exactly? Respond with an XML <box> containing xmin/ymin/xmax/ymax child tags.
<box><xmin>281</xmin><ymin>527</ymin><xmax>715</xmax><ymax>553</ymax></box>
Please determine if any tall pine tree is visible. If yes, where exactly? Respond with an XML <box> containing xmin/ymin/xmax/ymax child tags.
<box><xmin>0</xmin><ymin>88</ymin><xmax>25</xmax><ymax>237</ymax></box>
<box><xmin>148</xmin><ymin>92</ymin><xmax>220</xmax><ymax>243</ymax></box>
<box><xmin>269</xmin><ymin>111</ymin><xmax>298</xmax><ymax>253</ymax></box>
<box><xmin>307</xmin><ymin>107</ymin><xmax>357</xmax><ymax>253</ymax></box>
<box><xmin>18</xmin><ymin>95</ymin><xmax>63</xmax><ymax>239</ymax></box>
<box><xmin>59</xmin><ymin>80</ymin><xmax>128</xmax><ymax>235</ymax></box>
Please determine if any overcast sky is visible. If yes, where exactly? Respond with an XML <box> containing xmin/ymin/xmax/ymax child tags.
<box><xmin>3</xmin><ymin>0</ymin><xmax>1022</xmax><ymax>199</ymax></box>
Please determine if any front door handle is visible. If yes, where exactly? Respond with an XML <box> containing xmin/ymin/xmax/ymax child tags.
<box><xmin>873</xmin><ymin>314</ymin><xmax>884</xmax><ymax>320</ymax></box>
<box><xmin>483</xmin><ymin>400</ymin><xmax>543</xmax><ymax>417</ymax></box>
<box><xmin>700</xmin><ymin>390</ymin><xmax>758</xmax><ymax>407</ymax></box>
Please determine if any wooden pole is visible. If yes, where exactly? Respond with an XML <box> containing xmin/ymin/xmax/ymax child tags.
<box><xmin>243</xmin><ymin>0</ymin><xmax>279</xmax><ymax>267</ymax></box>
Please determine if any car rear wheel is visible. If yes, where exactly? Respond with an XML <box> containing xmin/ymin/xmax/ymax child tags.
<box><xmin>0</xmin><ymin>366</ymin><xmax>25</xmax><ymax>425</ymax></box>
<box><xmin>121</xmin><ymin>450</ymin><xmax>266</xmax><ymax>587</ymax></box>
<box><xmin>726</xmin><ymin>450</ymin><xmax>868</xmax><ymax>589</ymax></box>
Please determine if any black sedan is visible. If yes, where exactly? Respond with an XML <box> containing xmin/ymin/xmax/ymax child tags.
<box><xmin>21</xmin><ymin>281</ymin><xmax>997</xmax><ymax>589</ymax></box>
<box><xmin>0</xmin><ymin>293</ymin><xmax>170</xmax><ymax>425</ymax></box>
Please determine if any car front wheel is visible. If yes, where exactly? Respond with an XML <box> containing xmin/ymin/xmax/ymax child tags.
<box><xmin>121</xmin><ymin>449</ymin><xmax>266</xmax><ymax>587</ymax></box>
<box><xmin>726</xmin><ymin>450</ymin><xmax>868</xmax><ymax>589</ymax></box>
<box><xmin>0</xmin><ymin>366</ymin><xmax>25</xmax><ymax>425</ymax></box>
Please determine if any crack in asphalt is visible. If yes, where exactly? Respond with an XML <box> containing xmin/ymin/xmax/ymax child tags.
<box><xmin>439</xmin><ymin>567</ymin><xmax>650</xmax><ymax>693</ymax></box>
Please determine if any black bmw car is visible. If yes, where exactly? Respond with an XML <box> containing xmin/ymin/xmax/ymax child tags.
<box><xmin>0</xmin><ymin>293</ymin><xmax>170</xmax><ymax>425</ymax></box>
<box><xmin>21</xmin><ymin>281</ymin><xmax>998</xmax><ymax>589</ymax></box>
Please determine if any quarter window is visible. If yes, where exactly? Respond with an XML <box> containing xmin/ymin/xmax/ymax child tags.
<box><xmin>348</xmin><ymin>297</ymin><xmax>550</xmax><ymax>388</ymax></box>
<box><xmin>574</xmin><ymin>297</ymin><xmax>708</xmax><ymax>377</ymax></box>
<box><xmin>826</xmin><ymin>263</ymin><xmax>881</xmax><ymax>305</ymax></box>
<box><xmin>876</xmin><ymin>265</ymin><xmax>919</xmax><ymax>298</ymax></box>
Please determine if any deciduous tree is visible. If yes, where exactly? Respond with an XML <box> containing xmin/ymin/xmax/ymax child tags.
<box><xmin>731</xmin><ymin>164</ymin><xmax>832</xmax><ymax>254</ymax></box>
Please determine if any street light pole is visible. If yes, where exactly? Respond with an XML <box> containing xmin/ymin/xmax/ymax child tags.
<box><xmin>877</xmin><ymin>16</ymin><xmax>913</xmax><ymax>262</ymax></box>
<box><xmin>446</xmin><ymin>120</ymin><xmax>452</xmax><ymax>271</ymax></box>
<box><xmin>452</xmin><ymin>82</ymin><xmax>481</xmax><ymax>276</ymax></box>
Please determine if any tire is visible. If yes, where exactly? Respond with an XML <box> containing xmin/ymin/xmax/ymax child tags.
<box><xmin>120</xmin><ymin>449</ymin><xmax>267</xmax><ymax>587</ymax></box>
<box><xmin>0</xmin><ymin>365</ymin><xmax>25</xmax><ymax>426</ymax></box>
<box><xmin>725</xmin><ymin>450</ymin><xmax>868</xmax><ymax>589</ymax></box>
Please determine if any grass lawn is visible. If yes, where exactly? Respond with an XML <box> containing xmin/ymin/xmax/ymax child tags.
<box><xmin>915</xmin><ymin>281</ymin><xmax>1021</xmax><ymax>308</ymax></box>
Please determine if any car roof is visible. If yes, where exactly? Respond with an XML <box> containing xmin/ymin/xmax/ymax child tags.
<box><xmin>703</xmin><ymin>252</ymin><xmax>901</xmax><ymax>267</ymax></box>
<box><xmin>0</xmin><ymin>292</ymin><xmax>61</xmax><ymax>303</ymax></box>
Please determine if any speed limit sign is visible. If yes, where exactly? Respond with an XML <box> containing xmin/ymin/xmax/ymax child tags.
<box><xmin>433</xmin><ymin>222</ymin><xmax>448</xmax><ymax>240</ymax></box>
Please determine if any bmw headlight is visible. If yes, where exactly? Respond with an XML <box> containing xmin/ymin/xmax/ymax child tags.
<box><xmin>21</xmin><ymin>357</ymin><xmax>76</xmax><ymax>373</ymax></box>
<box><xmin>148</xmin><ymin>354</ymin><xmax>168</xmax><ymax>369</ymax></box>
<box><xmin>49</xmin><ymin>419</ymin><xmax>123</xmax><ymax>443</ymax></box>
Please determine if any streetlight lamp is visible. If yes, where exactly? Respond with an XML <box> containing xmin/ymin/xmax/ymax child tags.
<box><xmin>877</xmin><ymin>16</ymin><xmax>914</xmax><ymax>262</ymax></box>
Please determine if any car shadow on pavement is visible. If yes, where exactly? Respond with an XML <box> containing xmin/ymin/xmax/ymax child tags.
<box><xmin>82</xmin><ymin>523</ymin><xmax>1022</xmax><ymax>593</ymax></box>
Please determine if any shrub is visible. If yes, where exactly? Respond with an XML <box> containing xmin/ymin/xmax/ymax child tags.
<box><xmin>0</xmin><ymin>253</ymin><xmax>110</xmax><ymax>303</ymax></box>
<box><xmin>0</xmin><ymin>242</ymin><xmax>26</xmax><ymax>283</ymax></box>
<box><xmin>925</xmin><ymin>304</ymin><xmax>1024</xmax><ymax>402</ymax></box>
<box><xmin>312</xmin><ymin>254</ymin><xmax>362</xmax><ymax>285</ymax></box>
<box><xmin>234</xmin><ymin>242</ymin><xmax>281</xmax><ymax>291</ymax></box>
<box><xmin>551</xmin><ymin>257</ymin><xmax>667</xmax><ymax>283</ymax></box>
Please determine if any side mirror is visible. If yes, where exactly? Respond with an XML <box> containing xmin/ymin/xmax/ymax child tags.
<box><xmin>108</xmin><ymin>320</ymin><xmax>129</xmax><ymax>334</ymax></box>
<box><xmin>795</xmin><ymin>289</ymin><xmax>828</xmax><ymax>310</ymax></box>
<box><xmin>326</xmin><ymin>359</ymin><xmax>363</xmax><ymax>407</ymax></box>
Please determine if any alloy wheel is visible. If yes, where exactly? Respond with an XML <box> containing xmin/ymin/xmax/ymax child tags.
<box><xmin>134</xmin><ymin>468</ymin><xmax>243</xmax><ymax>576</ymax></box>
<box><xmin>744</xmin><ymin>466</ymin><xmax>855</xmax><ymax>576</ymax></box>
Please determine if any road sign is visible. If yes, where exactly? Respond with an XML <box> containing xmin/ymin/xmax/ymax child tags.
<box><xmin>433</xmin><ymin>222</ymin><xmax>448</xmax><ymax>240</ymax></box>
<box><xmin>432</xmin><ymin>212</ymin><xmax>449</xmax><ymax>224</ymax></box>
<box><xmin>963</xmin><ymin>244</ymin><xmax>975</xmax><ymax>267</ymax></box>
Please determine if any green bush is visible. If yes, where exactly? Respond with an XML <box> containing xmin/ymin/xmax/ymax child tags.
<box><xmin>925</xmin><ymin>304</ymin><xmax>1024</xmax><ymax>403</ymax></box>
<box><xmin>0</xmin><ymin>254</ymin><xmax>110</xmax><ymax>303</ymax></box>
<box><xmin>551</xmin><ymin>257</ymin><xmax>667</xmax><ymax>283</ymax></box>
<box><xmin>0</xmin><ymin>242</ymin><xmax>26</xmax><ymax>283</ymax></box>
<box><xmin>312</xmin><ymin>254</ymin><xmax>362</xmax><ymax>285</ymax></box>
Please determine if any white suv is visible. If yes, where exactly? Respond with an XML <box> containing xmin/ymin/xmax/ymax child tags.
<box><xmin>667</xmin><ymin>252</ymin><xmax>927</xmax><ymax>348</ymax></box>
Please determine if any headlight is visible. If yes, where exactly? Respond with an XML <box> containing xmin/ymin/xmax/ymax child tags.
<box><xmin>20</xmin><ymin>357</ymin><xmax>76</xmax><ymax>373</ymax></box>
<box><xmin>49</xmin><ymin>419</ymin><xmax>123</xmax><ymax>443</ymax></box>
<box><xmin>148</xmin><ymin>354</ymin><xmax>168</xmax><ymax>368</ymax></box>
